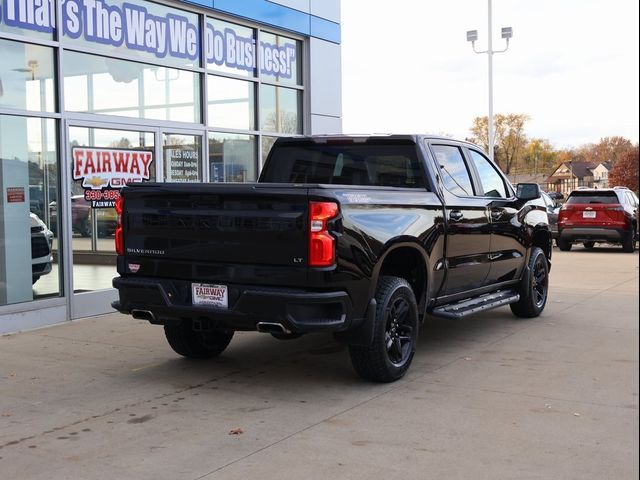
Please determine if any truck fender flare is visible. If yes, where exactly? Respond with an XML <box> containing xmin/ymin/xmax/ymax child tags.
<box><xmin>368</xmin><ymin>240</ymin><xmax>432</xmax><ymax>312</ymax></box>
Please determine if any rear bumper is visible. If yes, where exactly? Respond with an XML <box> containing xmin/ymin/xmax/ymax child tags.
<box><xmin>559</xmin><ymin>227</ymin><xmax>627</xmax><ymax>242</ymax></box>
<box><xmin>112</xmin><ymin>276</ymin><xmax>354</xmax><ymax>333</ymax></box>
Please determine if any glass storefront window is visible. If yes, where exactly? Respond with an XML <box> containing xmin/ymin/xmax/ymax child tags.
<box><xmin>209</xmin><ymin>133</ymin><xmax>256</xmax><ymax>183</ymax></box>
<box><xmin>261</xmin><ymin>135</ymin><xmax>278</xmax><ymax>166</ymax></box>
<box><xmin>208</xmin><ymin>75</ymin><xmax>255</xmax><ymax>131</ymax></box>
<box><xmin>64</xmin><ymin>51</ymin><xmax>200</xmax><ymax>123</ymax></box>
<box><xmin>60</xmin><ymin>0</ymin><xmax>199</xmax><ymax>69</ymax></box>
<box><xmin>68</xmin><ymin>126</ymin><xmax>155</xmax><ymax>292</ymax></box>
<box><xmin>0</xmin><ymin>38</ymin><xmax>56</xmax><ymax>112</ymax></box>
<box><xmin>163</xmin><ymin>134</ymin><xmax>202</xmax><ymax>182</ymax></box>
<box><xmin>260</xmin><ymin>32</ymin><xmax>301</xmax><ymax>86</ymax></box>
<box><xmin>260</xmin><ymin>85</ymin><xmax>301</xmax><ymax>134</ymax></box>
<box><xmin>0</xmin><ymin>115</ymin><xmax>60</xmax><ymax>305</ymax></box>
<box><xmin>0</xmin><ymin>0</ymin><xmax>55</xmax><ymax>40</ymax></box>
<box><xmin>206</xmin><ymin>18</ymin><xmax>256</xmax><ymax>77</ymax></box>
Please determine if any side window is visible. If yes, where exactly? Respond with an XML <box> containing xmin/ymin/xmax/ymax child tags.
<box><xmin>431</xmin><ymin>145</ymin><xmax>474</xmax><ymax>196</ymax></box>
<box><xmin>626</xmin><ymin>192</ymin><xmax>637</xmax><ymax>207</ymax></box>
<box><xmin>468</xmin><ymin>150</ymin><xmax>508</xmax><ymax>198</ymax></box>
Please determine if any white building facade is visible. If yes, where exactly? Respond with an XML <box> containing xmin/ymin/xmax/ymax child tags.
<box><xmin>0</xmin><ymin>0</ymin><xmax>342</xmax><ymax>333</ymax></box>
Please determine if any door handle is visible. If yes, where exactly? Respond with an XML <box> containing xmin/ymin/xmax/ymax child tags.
<box><xmin>449</xmin><ymin>210</ymin><xmax>464</xmax><ymax>222</ymax></box>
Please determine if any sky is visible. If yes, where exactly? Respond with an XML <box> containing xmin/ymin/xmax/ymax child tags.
<box><xmin>340</xmin><ymin>0</ymin><xmax>640</xmax><ymax>149</ymax></box>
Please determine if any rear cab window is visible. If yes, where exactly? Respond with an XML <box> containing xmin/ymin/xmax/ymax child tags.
<box><xmin>260</xmin><ymin>141</ymin><xmax>426</xmax><ymax>188</ymax></box>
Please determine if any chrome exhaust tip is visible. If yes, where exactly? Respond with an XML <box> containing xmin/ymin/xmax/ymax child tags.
<box><xmin>131</xmin><ymin>309</ymin><xmax>156</xmax><ymax>322</ymax></box>
<box><xmin>256</xmin><ymin>322</ymin><xmax>291</xmax><ymax>334</ymax></box>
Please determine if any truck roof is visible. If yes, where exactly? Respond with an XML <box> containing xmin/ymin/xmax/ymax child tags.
<box><xmin>274</xmin><ymin>134</ymin><xmax>482</xmax><ymax>150</ymax></box>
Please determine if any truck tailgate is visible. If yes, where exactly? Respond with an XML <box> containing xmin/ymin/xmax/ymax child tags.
<box><xmin>122</xmin><ymin>183</ymin><xmax>309</xmax><ymax>267</ymax></box>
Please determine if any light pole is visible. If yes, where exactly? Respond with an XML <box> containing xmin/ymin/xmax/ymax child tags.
<box><xmin>466</xmin><ymin>0</ymin><xmax>512</xmax><ymax>162</ymax></box>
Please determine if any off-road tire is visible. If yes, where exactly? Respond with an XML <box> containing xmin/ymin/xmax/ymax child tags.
<box><xmin>510</xmin><ymin>247</ymin><xmax>549</xmax><ymax>318</ymax></box>
<box><xmin>557</xmin><ymin>237</ymin><xmax>572</xmax><ymax>251</ymax></box>
<box><xmin>164</xmin><ymin>321</ymin><xmax>234</xmax><ymax>358</ymax></box>
<box><xmin>349</xmin><ymin>276</ymin><xmax>418</xmax><ymax>383</ymax></box>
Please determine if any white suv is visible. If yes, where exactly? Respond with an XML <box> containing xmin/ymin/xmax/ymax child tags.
<box><xmin>31</xmin><ymin>212</ymin><xmax>54</xmax><ymax>284</ymax></box>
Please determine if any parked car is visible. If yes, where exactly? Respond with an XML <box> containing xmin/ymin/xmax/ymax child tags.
<box><xmin>557</xmin><ymin>187</ymin><xmax>638</xmax><ymax>252</ymax></box>
<box><xmin>49</xmin><ymin>195</ymin><xmax>91</xmax><ymax>237</ymax></box>
<box><xmin>31</xmin><ymin>212</ymin><xmax>54</xmax><ymax>284</ymax></box>
<box><xmin>546</xmin><ymin>191</ymin><xmax>564</xmax><ymax>201</ymax></box>
<box><xmin>540</xmin><ymin>191</ymin><xmax>560</xmax><ymax>239</ymax></box>
<box><xmin>49</xmin><ymin>195</ymin><xmax>117</xmax><ymax>237</ymax></box>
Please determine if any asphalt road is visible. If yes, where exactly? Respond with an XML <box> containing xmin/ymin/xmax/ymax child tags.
<box><xmin>1</xmin><ymin>246</ymin><xmax>638</xmax><ymax>479</ymax></box>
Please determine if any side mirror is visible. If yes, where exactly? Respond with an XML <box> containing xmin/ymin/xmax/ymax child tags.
<box><xmin>516</xmin><ymin>183</ymin><xmax>541</xmax><ymax>201</ymax></box>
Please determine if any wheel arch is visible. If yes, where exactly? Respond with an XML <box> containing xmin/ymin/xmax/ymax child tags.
<box><xmin>370</xmin><ymin>241</ymin><xmax>430</xmax><ymax>315</ymax></box>
<box><xmin>531</xmin><ymin>226</ymin><xmax>552</xmax><ymax>269</ymax></box>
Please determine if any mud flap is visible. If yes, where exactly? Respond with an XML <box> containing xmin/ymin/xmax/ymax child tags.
<box><xmin>334</xmin><ymin>299</ymin><xmax>376</xmax><ymax>346</ymax></box>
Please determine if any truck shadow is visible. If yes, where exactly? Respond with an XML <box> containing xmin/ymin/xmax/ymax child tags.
<box><xmin>119</xmin><ymin>308</ymin><xmax>522</xmax><ymax>393</ymax></box>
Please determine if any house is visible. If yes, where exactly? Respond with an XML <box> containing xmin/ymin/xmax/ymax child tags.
<box><xmin>506</xmin><ymin>172</ymin><xmax>549</xmax><ymax>188</ymax></box>
<box><xmin>591</xmin><ymin>161</ymin><xmax>613</xmax><ymax>188</ymax></box>
<box><xmin>545</xmin><ymin>161</ymin><xmax>613</xmax><ymax>196</ymax></box>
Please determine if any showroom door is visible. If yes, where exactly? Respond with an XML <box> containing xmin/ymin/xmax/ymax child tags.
<box><xmin>64</xmin><ymin>122</ymin><xmax>158</xmax><ymax>319</ymax></box>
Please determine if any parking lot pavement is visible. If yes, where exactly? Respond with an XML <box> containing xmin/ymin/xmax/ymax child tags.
<box><xmin>1</xmin><ymin>247</ymin><xmax>638</xmax><ymax>480</ymax></box>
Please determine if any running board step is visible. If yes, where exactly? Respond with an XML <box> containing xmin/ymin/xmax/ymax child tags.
<box><xmin>431</xmin><ymin>290</ymin><xmax>520</xmax><ymax>319</ymax></box>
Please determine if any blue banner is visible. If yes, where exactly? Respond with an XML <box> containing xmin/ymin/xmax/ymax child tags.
<box><xmin>1</xmin><ymin>0</ymin><xmax>297</xmax><ymax>78</ymax></box>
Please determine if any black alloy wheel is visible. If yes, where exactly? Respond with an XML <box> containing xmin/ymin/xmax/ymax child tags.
<box><xmin>385</xmin><ymin>297</ymin><xmax>414</xmax><ymax>366</ymax></box>
<box><xmin>349</xmin><ymin>276</ymin><xmax>418</xmax><ymax>382</ymax></box>
<box><xmin>510</xmin><ymin>247</ymin><xmax>549</xmax><ymax>318</ymax></box>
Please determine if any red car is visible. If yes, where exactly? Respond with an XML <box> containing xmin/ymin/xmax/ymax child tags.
<box><xmin>557</xmin><ymin>187</ymin><xmax>639</xmax><ymax>252</ymax></box>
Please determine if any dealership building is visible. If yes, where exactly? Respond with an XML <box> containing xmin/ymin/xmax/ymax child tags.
<box><xmin>0</xmin><ymin>0</ymin><xmax>342</xmax><ymax>333</ymax></box>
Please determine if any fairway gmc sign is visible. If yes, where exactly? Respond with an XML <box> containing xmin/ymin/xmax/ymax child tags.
<box><xmin>72</xmin><ymin>147</ymin><xmax>154</xmax><ymax>208</ymax></box>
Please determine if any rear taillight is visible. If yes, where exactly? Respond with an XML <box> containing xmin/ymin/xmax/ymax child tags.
<box><xmin>309</xmin><ymin>201</ymin><xmax>339</xmax><ymax>267</ymax></box>
<box><xmin>558</xmin><ymin>206</ymin><xmax>570</xmax><ymax>224</ymax></box>
<box><xmin>115</xmin><ymin>194</ymin><xmax>124</xmax><ymax>256</ymax></box>
<box><xmin>606</xmin><ymin>206</ymin><xmax>626</xmax><ymax>222</ymax></box>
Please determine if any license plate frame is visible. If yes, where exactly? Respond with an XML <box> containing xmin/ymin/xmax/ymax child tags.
<box><xmin>582</xmin><ymin>211</ymin><xmax>596</xmax><ymax>219</ymax></box>
<box><xmin>192</xmin><ymin>283</ymin><xmax>228</xmax><ymax>308</ymax></box>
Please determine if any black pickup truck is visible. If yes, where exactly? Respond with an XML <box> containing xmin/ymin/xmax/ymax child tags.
<box><xmin>113</xmin><ymin>135</ymin><xmax>552</xmax><ymax>382</ymax></box>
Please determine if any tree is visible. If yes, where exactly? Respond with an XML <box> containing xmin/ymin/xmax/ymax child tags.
<box><xmin>469</xmin><ymin>116</ymin><xmax>491</xmax><ymax>153</ymax></box>
<box><xmin>556</xmin><ymin>150</ymin><xmax>573</xmax><ymax>165</ymax></box>
<box><xmin>468</xmin><ymin>113</ymin><xmax>529</xmax><ymax>173</ymax></box>
<box><xmin>500</xmin><ymin>114</ymin><xmax>530</xmax><ymax>174</ymax></box>
<box><xmin>609</xmin><ymin>148</ymin><xmax>639</xmax><ymax>192</ymax></box>
<box><xmin>592</xmin><ymin>136</ymin><xmax>634</xmax><ymax>165</ymax></box>
<box><xmin>572</xmin><ymin>136</ymin><xmax>634</xmax><ymax>166</ymax></box>
<box><xmin>523</xmin><ymin>138</ymin><xmax>557</xmax><ymax>173</ymax></box>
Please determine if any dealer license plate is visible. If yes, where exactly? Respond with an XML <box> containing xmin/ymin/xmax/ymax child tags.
<box><xmin>582</xmin><ymin>211</ymin><xmax>596</xmax><ymax>218</ymax></box>
<box><xmin>192</xmin><ymin>283</ymin><xmax>228</xmax><ymax>308</ymax></box>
